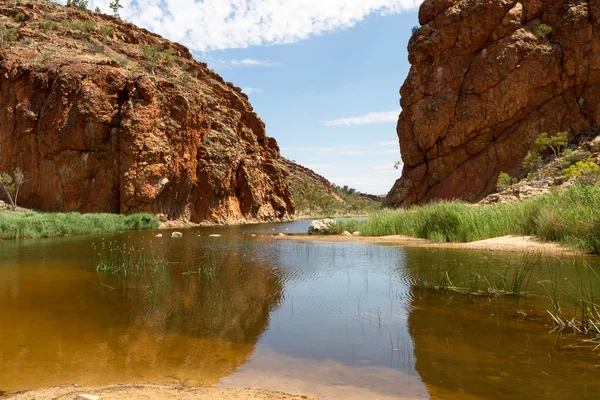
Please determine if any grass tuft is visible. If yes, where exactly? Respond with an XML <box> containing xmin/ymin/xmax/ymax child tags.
<box><xmin>0</xmin><ymin>211</ymin><xmax>159</xmax><ymax>239</ymax></box>
<box><xmin>336</xmin><ymin>185</ymin><xmax>600</xmax><ymax>253</ymax></box>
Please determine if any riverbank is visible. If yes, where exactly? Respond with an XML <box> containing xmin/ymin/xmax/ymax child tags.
<box><xmin>5</xmin><ymin>384</ymin><xmax>314</xmax><ymax>400</ymax></box>
<box><xmin>276</xmin><ymin>234</ymin><xmax>583</xmax><ymax>255</ymax></box>
<box><xmin>334</xmin><ymin>185</ymin><xmax>600</xmax><ymax>254</ymax></box>
<box><xmin>0</xmin><ymin>211</ymin><xmax>159</xmax><ymax>240</ymax></box>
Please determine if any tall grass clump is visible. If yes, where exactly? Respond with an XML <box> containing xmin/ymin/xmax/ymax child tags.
<box><xmin>336</xmin><ymin>185</ymin><xmax>600</xmax><ymax>253</ymax></box>
<box><xmin>0</xmin><ymin>212</ymin><xmax>159</xmax><ymax>239</ymax></box>
<box><xmin>94</xmin><ymin>240</ymin><xmax>167</xmax><ymax>276</ymax></box>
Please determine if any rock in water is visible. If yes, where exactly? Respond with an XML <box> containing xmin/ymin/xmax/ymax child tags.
<box><xmin>75</xmin><ymin>395</ymin><xmax>100</xmax><ymax>400</ymax></box>
<box><xmin>341</xmin><ymin>231</ymin><xmax>352</xmax><ymax>236</ymax></box>
<box><xmin>385</xmin><ymin>0</ymin><xmax>600</xmax><ymax>208</ymax></box>
<box><xmin>171</xmin><ymin>232</ymin><xmax>183</xmax><ymax>238</ymax></box>
<box><xmin>352</xmin><ymin>231</ymin><xmax>360</xmax><ymax>236</ymax></box>
<box><xmin>308</xmin><ymin>219</ymin><xmax>336</xmax><ymax>235</ymax></box>
<box><xmin>0</xmin><ymin>1</ymin><xmax>293</xmax><ymax>224</ymax></box>
<box><xmin>155</xmin><ymin>234</ymin><xmax>163</xmax><ymax>237</ymax></box>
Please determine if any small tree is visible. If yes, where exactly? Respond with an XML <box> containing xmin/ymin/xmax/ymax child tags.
<box><xmin>109</xmin><ymin>0</ymin><xmax>123</xmax><ymax>19</ymax></box>
<box><xmin>534</xmin><ymin>132</ymin><xmax>569</xmax><ymax>160</ymax></box>
<box><xmin>67</xmin><ymin>0</ymin><xmax>89</xmax><ymax>10</ymax></box>
<box><xmin>0</xmin><ymin>167</ymin><xmax>26</xmax><ymax>211</ymax></box>
<box><xmin>496</xmin><ymin>172</ymin><xmax>516</xmax><ymax>190</ymax></box>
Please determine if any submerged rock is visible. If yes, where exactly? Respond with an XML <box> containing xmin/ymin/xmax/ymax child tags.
<box><xmin>155</xmin><ymin>234</ymin><xmax>163</xmax><ymax>238</ymax></box>
<box><xmin>308</xmin><ymin>219</ymin><xmax>336</xmax><ymax>235</ymax></box>
<box><xmin>209</xmin><ymin>234</ymin><xmax>222</xmax><ymax>237</ymax></box>
<box><xmin>171</xmin><ymin>232</ymin><xmax>183</xmax><ymax>238</ymax></box>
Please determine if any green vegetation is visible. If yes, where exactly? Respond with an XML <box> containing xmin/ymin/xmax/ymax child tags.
<box><xmin>0</xmin><ymin>24</ymin><xmax>16</xmax><ymax>47</ymax></box>
<box><xmin>14</xmin><ymin>12</ymin><xmax>26</xmax><ymax>22</ymax></box>
<box><xmin>40</xmin><ymin>20</ymin><xmax>58</xmax><ymax>31</ymax></box>
<box><xmin>496</xmin><ymin>172</ymin><xmax>516</xmax><ymax>190</ymax></box>
<box><xmin>62</xmin><ymin>19</ymin><xmax>96</xmax><ymax>33</ymax></box>
<box><xmin>100</xmin><ymin>25</ymin><xmax>113</xmax><ymax>37</ymax></box>
<box><xmin>563</xmin><ymin>161</ymin><xmax>600</xmax><ymax>178</ymax></box>
<box><xmin>535</xmin><ymin>23</ymin><xmax>552</xmax><ymax>41</ymax></box>
<box><xmin>0</xmin><ymin>212</ymin><xmax>159</xmax><ymax>239</ymax></box>
<box><xmin>336</xmin><ymin>185</ymin><xmax>600</xmax><ymax>253</ymax></box>
<box><xmin>291</xmin><ymin>181</ymin><xmax>380</xmax><ymax>217</ymax></box>
<box><xmin>66</xmin><ymin>0</ymin><xmax>89</xmax><ymax>10</ymax></box>
<box><xmin>95</xmin><ymin>240</ymin><xmax>168</xmax><ymax>275</ymax></box>
<box><xmin>523</xmin><ymin>131</ymin><xmax>568</xmax><ymax>174</ymax></box>
<box><xmin>109</xmin><ymin>0</ymin><xmax>123</xmax><ymax>19</ymax></box>
<box><xmin>142</xmin><ymin>44</ymin><xmax>175</xmax><ymax>73</ymax></box>
<box><xmin>0</xmin><ymin>167</ymin><xmax>25</xmax><ymax>211</ymax></box>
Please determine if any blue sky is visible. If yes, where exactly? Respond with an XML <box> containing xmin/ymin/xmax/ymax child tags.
<box><xmin>56</xmin><ymin>1</ymin><xmax>423</xmax><ymax>194</ymax></box>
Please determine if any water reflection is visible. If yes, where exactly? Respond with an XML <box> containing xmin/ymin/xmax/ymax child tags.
<box><xmin>1</xmin><ymin>225</ymin><xmax>600</xmax><ymax>399</ymax></box>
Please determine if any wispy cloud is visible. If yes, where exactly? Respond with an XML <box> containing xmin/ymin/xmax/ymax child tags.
<box><xmin>377</xmin><ymin>140</ymin><xmax>398</xmax><ymax>146</ymax></box>
<box><xmin>242</xmin><ymin>87</ymin><xmax>263</xmax><ymax>95</ymax></box>
<box><xmin>230</xmin><ymin>59</ymin><xmax>281</xmax><ymax>67</ymax></box>
<box><xmin>324</xmin><ymin>111</ymin><xmax>399</xmax><ymax>126</ymax></box>
<box><xmin>71</xmin><ymin>0</ymin><xmax>423</xmax><ymax>52</ymax></box>
<box><xmin>282</xmin><ymin>145</ymin><xmax>397</xmax><ymax>155</ymax></box>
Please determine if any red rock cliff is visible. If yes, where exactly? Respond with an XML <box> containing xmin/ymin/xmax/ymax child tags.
<box><xmin>384</xmin><ymin>0</ymin><xmax>600</xmax><ymax>207</ymax></box>
<box><xmin>0</xmin><ymin>1</ymin><xmax>294</xmax><ymax>224</ymax></box>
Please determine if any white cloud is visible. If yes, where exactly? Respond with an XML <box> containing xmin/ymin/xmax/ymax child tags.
<box><xmin>230</xmin><ymin>59</ymin><xmax>281</xmax><ymax>67</ymax></box>
<box><xmin>324</xmin><ymin>111</ymin><xmax>399</xmax><ymax>126</ymax></box>
<box><xmin>377</xmin><ymin>140</ymin><xmax>398</xmax><ymax>146</ymax></box>
<box><xmin>61</xmin><ymin>0</ymin><xmax>423</xmax><ymax>52</ymax></box>
<box><xmin>242</xmin><ymin>87</ymin><xmax>263</xmax><ymax>95</ymax></box>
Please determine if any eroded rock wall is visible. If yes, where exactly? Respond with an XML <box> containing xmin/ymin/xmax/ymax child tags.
<box><xmin>0</xmin><ymin>1</ymin><xmax>293</xmax><ymax>223</ymax></box>
<box><xmin>385</xmin><ymin>0</ymin><xmax>600</xmax><ymax>207</ymax></box>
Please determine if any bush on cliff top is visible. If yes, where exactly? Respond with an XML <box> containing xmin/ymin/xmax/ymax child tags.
<box><xmin>335</xmin><ymin>185</ymin><xmax>600</xmax><ymax>253</ymax></box>
<box><xmin>0</xmin><ymin>212</ymin><xmax>159</xmax><ymax>239</ymax></box>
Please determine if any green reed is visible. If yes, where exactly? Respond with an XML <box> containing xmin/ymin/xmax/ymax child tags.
<box><xmin>336</xmin><ymin>185</ymin><xmax>600</xmax><ymax>254</ymax></box>
<box><xmin>0</xmin><ymin>212</ymin><xmax>159</xmax><ymax>240</ymax></box>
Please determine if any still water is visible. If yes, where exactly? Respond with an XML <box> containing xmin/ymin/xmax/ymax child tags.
<box><xmin>1</xmin><ymin>220</ymin><xmax>599</xmax><ymax>399</ymax></box>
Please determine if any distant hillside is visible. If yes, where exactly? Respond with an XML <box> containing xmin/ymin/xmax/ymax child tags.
<box><xmin>278</xmin><ymin>158</ymin><xmax>382</xmax><ymax>217</ymax></box>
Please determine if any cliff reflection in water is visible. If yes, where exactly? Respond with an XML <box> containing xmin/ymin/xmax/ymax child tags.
<box><xmin>0</xmin><ymin>235</ymin><xmax>285</xmax><ymax>391</ymax></box>
<box><xmin>402</xmin><ymin>248</ymin><xmax>600</xmax><ymax>400</ymax></box>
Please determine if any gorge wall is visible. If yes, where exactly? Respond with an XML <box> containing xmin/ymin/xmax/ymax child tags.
<box><xmin>384</xmin><ymin>0</ymin><xmax>600</xmax><ymax>207</ymax></box>
<box><xmin>0</xmin><ymin>1</ymin><xmax>293</xmax><ymax>224</ymax></box>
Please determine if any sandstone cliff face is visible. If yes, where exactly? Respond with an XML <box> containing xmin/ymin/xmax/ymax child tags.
<box><xmin>385</xmin><ymin>0</ymin><xmax>600</xmax><ymax>207</ymax></box>
<box><xmin>0</xmin><ymin>1</ymin><xmax>293</xmax><ymax>223</ymax></box>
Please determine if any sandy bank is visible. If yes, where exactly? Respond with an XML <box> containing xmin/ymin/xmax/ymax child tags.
<box><xmin>6</xmin><ymin>384</ymin><xmax>314</xmax><ymax>400</ymax></box>
<box><xmin>275</xmin><ymin>234</ymin><xmax>585</xmax><ymax>255</ymax></box>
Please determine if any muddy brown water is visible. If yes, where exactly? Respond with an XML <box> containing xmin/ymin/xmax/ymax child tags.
<box><xmin>1</xmin><ymin>220</ymin><xmax>599</xmax><ymax>399</ymax></box>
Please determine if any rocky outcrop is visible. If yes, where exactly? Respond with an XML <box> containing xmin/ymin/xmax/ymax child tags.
<box><xmin>385</xmin><ymin>0</ymin><xmax>600</xmax><ymax>207</ymax></box>
<box><xmin>0</xmin><ymin>1</ymin><xmax>293</xmax><ymax>223</ymax></box>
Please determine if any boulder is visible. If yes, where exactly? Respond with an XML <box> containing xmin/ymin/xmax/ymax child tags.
<box><xmin>352</xmin><ymin>231</ymin><xmax>360</xmax><ymax>236</ymax></box>
<box><xmin>171</xmin><ymin>232</ymin><xmax>183</xmax><ymax>238</ymax></box>
<box><xmin>308</xmin><ymin>219</ymin><xmax>336</xmax><ymax>235</ymax></box>
<box><xmin>341</xmin><ymin>231</ymin><xmax>352</xmax><ymax>236</ymax></box>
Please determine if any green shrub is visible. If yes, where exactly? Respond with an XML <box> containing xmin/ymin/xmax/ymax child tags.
<box><xmin>496</xmin><ymin>172</ymin><xmax>516</xmax><ymax>190</ymax></box>
<box><xmin>564</xmin><ymin>161</ymin><xmax>600</xmax><ymax>178</ymax></box>
<box><xmin>560</xmin><ymin>149</ymin><xmax>591</xmax><ymax>168</ymax></box>
<box><xmin>14</xmin><ymin>13</ymin><xmax>26</xmax><ymax>22</ymax></box>
<box><xmin>67</xmin><ymin>0</ymin><xmax>89</xmax><ymax>10</ymax></box>
<box><xmin>522</xmin><ymin>151</ymin><xmax>542</xmax><ymax>172</ymax></box>
<box><xmin>62</xmin><ymin>20</ymin><xmax>97</xmax><ymax>33</ymax></box>
<box><xmin>0</xmin><ymin>24</ymin><xmax>16</xmax><ymax>47</ymax></box>
<box><xmin>100</xmin><ymin>25</ymin><xmax>113</xmax><ymax>37</ymax></box>
<box><xmin>535</xmin><ymin>23</ymin><xmax>552</xmax><ymax>41</ymax></box>
<box><xmin>40</xmin><ymin>20</ymin><xmax>58</xmax><ymax>31</ymax></box>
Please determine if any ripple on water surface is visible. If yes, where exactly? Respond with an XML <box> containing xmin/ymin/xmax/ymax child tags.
<box><xmin>0</xmin><ymin>222</ymin><xmax>599</xmax><ymax>399</ymax></box>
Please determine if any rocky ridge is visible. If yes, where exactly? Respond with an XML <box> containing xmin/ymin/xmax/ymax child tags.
<box><xmin>385</xmin><ymin>0</ymin><xmax>600</xmax><ymax>207</ymax></box>
<box><xmin>0</xmin><ymin>1</ymin><xmax>293</xmax><ymax>224</ymax></box>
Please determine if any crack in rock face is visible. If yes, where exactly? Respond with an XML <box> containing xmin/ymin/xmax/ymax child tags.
<box><xmin>384</xmin><ymin>0</ymin><xmax>600</xmax><ymax>207</ymax></box>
